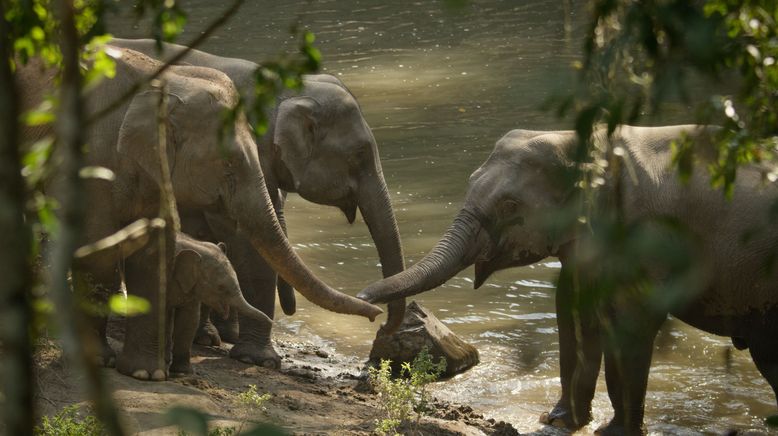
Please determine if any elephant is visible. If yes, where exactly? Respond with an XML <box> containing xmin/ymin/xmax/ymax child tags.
<box><xmin>358</xmin><ymin>125</ymin><xmax>778</xmax><ymax>435</ymax></box>
<box><xmin>107</xmin><ymin>38</ymin><xmax>407</xmax><ymax>367</ymax></box>
<box><xmin>167</xmin><ymin>233</ymin><xmax>273</xmax><ymax>376</ymax></box>
<box><xmin>18</xmin><ymin>46</ymin><xmax>381</xmax><ymax>381</ymax></box>
<box><xmin>73</xmin><ymin>222</ymin><xmax>270</xmax><ymax>376</ymax></box>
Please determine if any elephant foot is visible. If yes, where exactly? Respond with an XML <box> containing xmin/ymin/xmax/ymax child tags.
<box><xmin>212</xmin><ymin>314</ymin><xmax>239</xmax><ymax>344</ymax></box>
<box><xmin>539</xmin><ymin>401</ymin><xmax>591</xmax><ymax>431</ymax></box>
<box><xmin>194</xmin><ymin>318</ymin><xmax>222</xmax><ymax>346</ymax></box>
<box><xmin>116</xmin><ymin>353</ymin><xmax>168</xmax><ymax>381</ymax></box>
<box><xmin>94</xmin><ymin>340</ymin><xmax>116</xmax><ymax>368</ymax></box>
<box><xmin>169</xmin><ymin>362</ymin><xmax>194</xmax><ymax>378</ymax></box>
<box><xmin>595</xmin><ymin>419</ymin><xmax>646</xmax><ymax>436</ymax></box>
<box><xmin>229</xmin><ymin>341</ymin><xmax>281</xmax><ymax>369</ymax></box>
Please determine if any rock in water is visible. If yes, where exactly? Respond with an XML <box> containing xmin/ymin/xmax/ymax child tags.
<box><xmin>369</xmin><ymin>301</ymin><xmax>479</xmax><ymax>377</ymax></box>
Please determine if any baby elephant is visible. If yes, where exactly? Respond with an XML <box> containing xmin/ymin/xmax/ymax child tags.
<box><xmin>167</xmin><ymin>233</ymin><xmax>272</xmax><ymax>376</ymax></box>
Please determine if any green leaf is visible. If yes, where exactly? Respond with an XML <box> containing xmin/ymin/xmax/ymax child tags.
<box><xmin>79</xmin><ymin>166</ymin><xmax>115</xmax><ymax>181</ymax></box>
<box><xmin>33</xmin><ymin>297</ymin><xmax>54</xmax><ymax>315</ymax></box>
<box><xmin>766</xmin><ymin>415</ymin><xmax>778</xmax><ymax>428</ymax></box>
<box><xmin>108</xmin><ymin>294</ymin><xmax>151</xmax><ymax>317</ymax></box>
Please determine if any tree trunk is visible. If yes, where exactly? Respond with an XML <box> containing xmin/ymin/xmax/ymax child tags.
<box><xmin>0</xmin><ymin>2</ymin><xmax>34</xmax><ymax>433</ymax></box>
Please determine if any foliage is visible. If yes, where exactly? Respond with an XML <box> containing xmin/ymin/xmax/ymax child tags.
<box><xmin>234</xmin><ymin>384</ymin><xmax>272</xmax><ymax>434</ymax></box>
<box><xmin>34</xmin><ymin>405</ymin><xmax>104</xmax><ymax>436</ymax></box>
<box><xmin>168</xmin><ymin>385</ymin><xmax>276</xmax><ymax>436</ymax></box>
<box><xmin>220</xmin><ymin>27</ymin><xmax>322</xmax><ymax>143</ymax></box>
<box><xmin>368</xmin><ymin>347</ymin><xmax>447</xmax><ymax>436</ymax></box>
<box><xmin>556</xmin><ymin>0</ymin><xmax>777</xmax><ymax>197</ymax></box>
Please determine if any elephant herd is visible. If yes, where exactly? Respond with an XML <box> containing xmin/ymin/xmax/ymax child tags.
<box><xmin>19</xmin><ymin>39</ymin><xmax>778</xmax><ymax>435</ymax></box>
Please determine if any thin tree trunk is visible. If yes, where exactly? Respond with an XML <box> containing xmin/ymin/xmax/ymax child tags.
<box><xmin>0</xmin><ymin>0</ymin><xmax>34</xmax><ymax>433</ymax></box>
<box><xmin>48</xmin><ymin>1</ymin><xmax>125</xmax><ymax>434</ymax></box>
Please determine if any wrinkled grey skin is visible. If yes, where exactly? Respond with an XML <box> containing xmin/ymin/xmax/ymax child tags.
<box><xmin>168</xmin><ymin>234</ymin><xmax>272</xmax><ymax>376</ymax></box>
<box><xmin>359</xmin><ymin>125</ymin><xmax>778</xmax><ymax>435</ymax></box>
<box><xmin>109</xmin><ymin>38</ymin><xmax>406</xmax><ymax>368</ymax></box>
<box><xmin>19</xmin><ymin>47</ymin><xmax>381</xmax><ymax>381</ymax></box>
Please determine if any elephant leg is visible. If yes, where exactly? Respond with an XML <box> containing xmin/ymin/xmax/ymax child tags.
<box><xmin>229</xmin><ymin>255</ymin><xmax>280</xmax><ymax>368</ymax></box>
<box><xmin>170</xmin><ymin>302</ymin><xmax>200</xmax><ymax>376</ymax></box>
<box><xmin>597</xmin><ymin>300</ymin><xmax>665</xmax><ymax>436</ymax></box>
<box><xmin>194</xmin><ymin>304</ymin><xmax>221</xmax><ymax>346</ymax></box>
<box><xmin>747</xmin><ymin>314</ymin><xmax>778</xmax><ymax>403</ymax></box>
<box><xmin>204</xmin><ymin>213</ymin><xmax>280</xmax><ymax>369</ymax></box>
<box><xmin>73</xmin><ymin>270</ymin><xmax>119</xmax><ymax>368</ymax></box>
<box><xmin>541</xmin><ymin>263</ymin><xmax>602</xmax><ymax>430</ymax></box>
<box><xmin>180</xmin><ymin>211</ymin><xmax>223</xmax><ymax>347</ymax></box>
<box><xmin>115</xmin><ymin>236</ymin><xmax>170</xmax><ymax>381</ymax></box>
<box><xmin>212</xmin><ymin>305</ymin><xmax>240</xmax><ymax>343</ymax></box>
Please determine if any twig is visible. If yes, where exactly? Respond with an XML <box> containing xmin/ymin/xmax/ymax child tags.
<box><xmin>74</xmin><ymin>218</ymin><xmax>165</xmax><ymax>261</ymax></box>
<box><xmin>86</xmin><ymin>0</ymin><xmax>245</xmax><ymax>125</ymax></box>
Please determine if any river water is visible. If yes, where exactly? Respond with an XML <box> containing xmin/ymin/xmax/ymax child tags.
<box><xmin>110</xmin><ymin>1</ymin><xmax>774</xmax><ymax>433</ymax></box>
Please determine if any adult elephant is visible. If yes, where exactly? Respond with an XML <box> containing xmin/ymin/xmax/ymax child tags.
<box><xmin>19</xmin><ymin>47</ymin><xmax>381</xmax><ymax>380</ymax></box>
<box><xmin>358</xmin><ymin>125</ymin><xmax>778</xmax><ymax>435</ymax></box>
<box><xmin>109</xmin><ymin>38</ymin><xmax>407</xmax><ymax>367</ymax></box>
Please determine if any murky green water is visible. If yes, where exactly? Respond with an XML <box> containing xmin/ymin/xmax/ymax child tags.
<box><xmin>110</xmin><ymin>1</ymin><xmax>774</xmax><ymax>433</ymax></box>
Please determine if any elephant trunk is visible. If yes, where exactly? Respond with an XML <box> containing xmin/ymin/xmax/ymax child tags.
<box><xmin>357</xmin><ymin>208</ymin><xmax>489</xmax><ymax>305</ymax></box>
<box><xmin>274</xmin><ymin>204</ymin><xmax>297</xmax><ymax>316</ymax></box>
<box><xmin>233</xmin><ymin>170</ymin><xmax>382</xmax><ymax>321</ymax></box>
<box><xmin>358</xmin><ymin>173</ymin><xmax>406</xmax><ymax>332</ymax></box>
<box><xmin>227</xmin><ymin>290</ymin><xmax>272</xmax><ymax>326</ymax></box>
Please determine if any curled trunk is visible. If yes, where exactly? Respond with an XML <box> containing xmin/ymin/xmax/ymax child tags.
<box><xmin>358</xmin><ymin>174</ymin><xmax>406</xmax><ymax>332</ymax></box>
<box><xmin>227</xmin><ymin>291</ymin><xmax>272</xmax><ymax>326</ymax></box>
<box><xmin>358</xmin><ymin>208</ymin><xmax>490</xmax><ymax>305</ymax></box>
<box><xmin>233</xmin><ymin>170</ymin><xmax>382</xmax><ymax>321</ymax></box>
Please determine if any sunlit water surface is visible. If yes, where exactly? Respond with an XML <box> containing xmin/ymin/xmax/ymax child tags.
<box><xmin>111</xmin><ymin>2</ymin><xmax>774</xmax><ymax>433</ymax></box>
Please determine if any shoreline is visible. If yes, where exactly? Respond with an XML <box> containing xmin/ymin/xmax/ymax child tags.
<box><xmin>34</xmin><ymin>320</ymin><xmax>524</xmax><ymax>435</ymax></box>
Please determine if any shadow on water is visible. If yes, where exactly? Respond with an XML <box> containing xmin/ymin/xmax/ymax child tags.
<box><xmin>109</xmin><ymin>1</ymin><xmax>774</xmax><ymax>433</ymax></box>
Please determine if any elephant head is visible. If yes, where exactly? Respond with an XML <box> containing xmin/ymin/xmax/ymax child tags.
<box><xmin>273</xmin><ymin>75</ymin><xmax>406</xmax><ymax>330</ymax></box>
<box><xmin>172</xmin><ymin>235</ymin><xmax>271</xmax><ymax>325</ymax></box>
<box><xmin>358</xmin><ymin>129</ymin><xmax>577</xmax><ymax>307</ymax></box>
<box><xmin>113</xmin><ymin>49</ymin><xmax>381</xmax><ymax>321</ymax></box>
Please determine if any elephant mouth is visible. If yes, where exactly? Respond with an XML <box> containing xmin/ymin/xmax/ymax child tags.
<box><xmin>473</xmin><ymin>249</ymin><xmax>547</xmax><ymax>289</ymax></box>
<box><xmin>340</xmin><ymin>203</ymin><xmax>357</xmax><ymax>224</ymax></box>
<box><xmin>473</xmin><ymin>259</ymin><xmax>496</xmax><ymax>289</ymax></box>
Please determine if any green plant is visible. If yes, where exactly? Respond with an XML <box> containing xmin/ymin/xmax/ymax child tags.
<box><xmin>234</xmin><ymin>384</ymin><xmax>272</xmax><ymax>434</ymax></box>
<box><xmin>368</xmin><ymin>347</ymin><xmax>447</xmax><ymax>436</ymax></box>
<box><xmin>34</xmin><ymin>405</ymin><xmax>103</xmax><ymax>436</ymax></box>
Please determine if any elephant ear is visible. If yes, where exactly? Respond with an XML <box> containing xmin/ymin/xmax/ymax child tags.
<box><xmin>273</xmin><ymin>96</ymin><xmax>321</xmax><ymax>188</ymax></box>
<box><xmin>116</xmin><ymin>89</ymin><xmax>181</xmax><ymax>185</ymax></box>
<box><xmin>173</xmin><ymin>248</ymin><xmax>202</xmax><ymax>296</ymax></box>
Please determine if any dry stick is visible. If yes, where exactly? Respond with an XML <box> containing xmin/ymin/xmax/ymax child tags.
<box><xmin>46</xmin><ymin>1</ymin><xmax>125</xmax><ymax>434</ymax></box>
<box><xmin>0</xmin><ymin>1</ymin><xmax>35</xmax><ymax>434</ymax></box>
<box><xmin>86</xmin><ymin>0</ymin><xmax>245</xmax><ymax>126</ymax></box>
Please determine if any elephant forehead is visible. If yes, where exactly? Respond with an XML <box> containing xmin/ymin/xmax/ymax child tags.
<box><xmin>307</xmin><ymin>82</ymin><xmax>359</xmax><ymax>113</ymax></box>
<box><xmin>168</xmin><ymin>69</ymin><xmax>239</xmax><ymax>108</ymax></box>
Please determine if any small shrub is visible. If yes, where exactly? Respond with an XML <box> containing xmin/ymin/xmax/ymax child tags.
<box><xmin>234</xmin><ymin>384</ymin><xmax>272</xmax><ymax>434</ymax></box>
<box><xmin>35</xmin><ymin>405</ymin><xmax>103</xmax><ymax>436</ymax></box>
<box><xmin>368</xmin><ymin>347</ymin><xmax>447</xmax><ymax>435</ymax></box>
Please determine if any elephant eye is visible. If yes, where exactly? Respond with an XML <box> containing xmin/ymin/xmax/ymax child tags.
<box><xmin>499</xmin><ymin>199</ymin><xmax>520</xmax><ymax>218</ymax></box>
<box><xmin>348</xmin><ymin>146</ymin><xmax>369</xmax><ymax>168</ymax></box>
